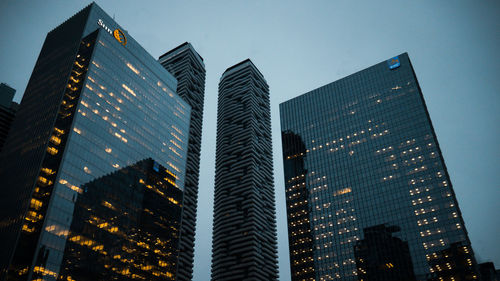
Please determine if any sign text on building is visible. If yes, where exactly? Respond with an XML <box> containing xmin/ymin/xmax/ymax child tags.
<box><xmin>98</xmin><ymin>19</ymin><xmax>127</xmax><ymax>46</ymax></box>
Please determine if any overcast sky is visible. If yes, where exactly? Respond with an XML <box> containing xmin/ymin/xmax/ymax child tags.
<box><xmin>1</xmin><ymin>1</ymin><xmax>499</xmax><ymax>280</ymax></box>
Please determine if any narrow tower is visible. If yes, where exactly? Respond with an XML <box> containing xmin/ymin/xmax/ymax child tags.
<box><xmin>159</xmin><ymin>42</ymin><xmax>206</xmax><ymax>281</ymax></box>
<box><xmin>211</xmin><ymin>60</ymin><xmax>278</xmax><ymax>281</ymax></box>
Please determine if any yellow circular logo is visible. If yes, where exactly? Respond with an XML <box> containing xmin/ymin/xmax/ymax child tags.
<box><xmin>113</xmin><ymin>29</ymin><xmax>127</xmax><ymax>46</ymax></box>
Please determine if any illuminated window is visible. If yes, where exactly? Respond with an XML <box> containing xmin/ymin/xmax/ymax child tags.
<box><xmin>46</xmin><ymin>146</ymin><xmax>58</xmax><ymax>155</ymax></box>
<box><xmin>49</xmin><ymin>135</ymin><xmax>61</xmax><ymax>145</ymax></box>
<box><xmin>122</xmin><ymin>84</ymin><xmax>136</xmax><ymax>97</ymax></box>
<box><xmin>41</xmin><ymin>167</ymin><xmax>56</xmax><ymax>175</ymax></box>
<box><xmin>126</xmin><ymin>62</ymin><xmax>140</xmax><ymax>74</ymax></box>
<box><xmin>54</xmin><ymin>127</ymin><xmax>65</xmax><ymax>135</ymax></box>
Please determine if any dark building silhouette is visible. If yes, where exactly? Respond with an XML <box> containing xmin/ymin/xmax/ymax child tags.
<box><xmin>0</xmin><ymin>83</ymin><xmax>18</xmax><ymax>153</ymax></box>
<box><xmin>478</xmin><ymin>262</ymin><xmax>499</xmax><ymax>281</ymax></box>
<box><xmin>355</xmin><ymin>224</ymin><xmax>416</xmax><ymax>281</ymax></box>
<box><xmin>58</xmin><ymin>159</ymin><xmax>182</xmax><ymax>280</ymax></box>
<box><xmin>0</xmin><ymin>3</ymin><xmax>191</xmax><ymax>280</ymax></box>
<box><xmin>281</xmin><ymin>131</ymin><xmax>315</xmax><ymax>281</ymax></box>
<box><xmin>211</xmin><ymin>59</ymin><xmax>278</xmax><ymax>280</ymax></box>
<box><xmin>159</xmin><ymin>42</ymin><xmax>206</xmax><ymax>281</ymax></box>
<box><xmin>280</xmin><ymin>53</ymin><xmax>479</xmax><ymax>280</ymax></box>
<box><xmin>0</xmin><ymin>83</ymin><xmax>16</xmax><ymax>106</ymax></box>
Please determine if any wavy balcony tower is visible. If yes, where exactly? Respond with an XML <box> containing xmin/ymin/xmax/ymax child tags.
<box><xmin>159</xmin><ymin>43</ymin><xmax>206</xmax><ymax>281</ymax></box>
<box><xmin>210</xmin><ymin>60</ymin><xmax>278</xmax><ymax>281</ymax></box>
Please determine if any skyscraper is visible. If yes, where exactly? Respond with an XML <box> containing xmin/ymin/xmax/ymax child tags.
<box><xmin>211</xmin><ymin>59</ymin><xmax>278</xmax><ymax>281</ymax></box>
<box><xmin>0</xmin><ymin>83</ymin><xmax>18</xmax><ymax>153</ymax></box>
<box><xmin>158</xmin><ymin>42</ymin><xmax>206</xmax><ymax>281</ymax></box>
<box><xmin>280</xmin><ymin>53</ymin><xmax>479</xmax><ymax>281</ymax></box>
<box><xmin>0</xmin><ymin>3</ymin><xmax>190</xmax><ymax>280</ymax></box>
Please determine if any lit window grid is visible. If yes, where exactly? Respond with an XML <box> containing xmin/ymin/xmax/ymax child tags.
<box><xmin>34</xmin><ymin>31</ymin><xmax>190</xmax><ymax>276</ymax></box>
<box><xmin>281</xmin><ymin>58</ymin><xmax>469</xmax><ymax>280</ymax></box>
<box><xmin>56</xmin><ymin>159</ymin><xmax>181</xmax><ymax>280</ymax></box>
<box><xmin>70</xmin><ymin>32</ymin><xmax>189</xmax><ymax>185</ymax></box>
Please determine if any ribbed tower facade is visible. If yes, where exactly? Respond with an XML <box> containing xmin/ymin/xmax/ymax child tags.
<box><xmin>159</xmin><ymin>42</ymin><xmax>206</xmax><ymax>281</ymax></box>
<box><xmin>211</xmin><ymin>59</ymin><xmax>278</xmax><ymax>281</ymax></box>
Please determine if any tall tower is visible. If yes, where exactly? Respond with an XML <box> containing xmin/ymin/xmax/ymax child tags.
<box><xmin>159</xmin><ymin>42</ymin><xmax>206</xmax><ymax>281</ymax></box>
<box><xmin>280</xmin><ymin>53</ymin><xmax>479</xmax><ymax>281</ymax></box>
<box><xmin>211</xmin><ymin>59</ymin><xmax>278</xmax><ymax>281</ymax></box>
<box><xmin>0</xmin><ymin>3</ymin><xmax>191</xmax><ymax>280</ymax></box>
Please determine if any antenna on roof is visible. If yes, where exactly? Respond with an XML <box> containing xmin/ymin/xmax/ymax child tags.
<box><xmin>113</xmin><ymin>14</ymin><xmax>115</xmax><ymax>20</ymax></box>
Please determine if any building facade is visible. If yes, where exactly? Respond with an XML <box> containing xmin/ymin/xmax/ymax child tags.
<box><xmin>280</xmin><ymin>53</ymin><xmax>479</xmax><ymax>281</ymax></box>
<box><xmin>57</xmin><ymin>158</ymin><xmax>183</xmax><ymax>280</ymax></box>
<box><xmin>0</xmin><ymin>3</ymin><xmax>190</xmax><ymax>280</ymax></box>
<box><xmin>0</xmin><ymin>83</ymin><xmax>18</xmax><ymax>153</ymax></box>
<box><xmin>211</xmin><ymin>60</ymin><xmax>278</xmax><ymax>280</ymax></box>
<box><xmin>354</xmin><ymin>224</ymin><xmax>416</xmax><ymax>281</ymax></box>
<box><xmin>158</xmin><ymin>43</ymin><xmax>206</xmax><ymax>281</ymax></box>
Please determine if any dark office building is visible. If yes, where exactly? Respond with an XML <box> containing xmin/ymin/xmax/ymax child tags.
<box><xmin>158</xmin><ymin>42</ymin><xmax>206</xmax><ymax>281</ymax></box>
<box><xmin>354</xmin><ymin>224</ymin><xmax>416</xmax><ymax>281</ymax></box>
<box><xmin>58</xmin><ymin>159</ymin><xmax>183</xmax><ymax>280</ymax></box>
<box><xmin>0</xmin><ymin>83</ymin><xmax>18</xmax><ymax>153</ymax></box>
<box><xmin>280</xmin><ymin>53</ymin><xmax>479</xmax><ymax>281</ymax></box>
<box><xmin>281</xmin><ymin>131</ymin><xmax>316</xmax><ymax>280</ymax></box>
<box><xmin>0</xmin><ymin>3</ymin><xmax>191</xmax><ymax>280</ymax></box>
<box><xmin>478</xmin><ymin>262</ymin><xmax>499</xmax><ymax>281</ymax></box>
<box><xmin>211</xmin><ymin>60</ymin><xmax>278</xmax><ymax>281</ymax></box>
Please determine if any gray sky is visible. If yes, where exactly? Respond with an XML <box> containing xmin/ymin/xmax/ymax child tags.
<box><xmin>1</xmin><ymin>1</ymin><xmax>499</xmax><ymax>280</ymax></box>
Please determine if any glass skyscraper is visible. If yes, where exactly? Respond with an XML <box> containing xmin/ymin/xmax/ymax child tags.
<box><xmin>158</xmin><ymin>42</ymin><xmax>206</xmax><ymax>281</ymax></box>
<box><xmin>0</xmin><ymin>3</ymin><xmax>190</xmax><ymax>280</ymax></box>
<box><xmin>280</xmin><ymin>53</ymin><xmax>479</xmax><ymax>281</ymax></box>
<box><xmin>211</xmin><ymin>60</ymin><xmax>279</xmax><ymax>281</ymax></box>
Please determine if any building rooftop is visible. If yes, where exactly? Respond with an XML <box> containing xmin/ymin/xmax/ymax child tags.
<box><xmin>0</xmin><ymin>83</ymin><xmax>16</xmax><ymax>108</ymax></box>
<box><xmin>221</xmin><ymin>59</ymin><xmax>265</xmax><ymax>81</ymax></box>
<box><xmin>159</xmin><ymin>42</ymin><xmax>204</xmax><ymax>64</ymax></box>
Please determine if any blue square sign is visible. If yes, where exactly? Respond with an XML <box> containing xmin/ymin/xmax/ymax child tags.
<box><xmin>387</xmin><ymin>56</ymin><xmax>401</xmax><ymax>69</ymax></box>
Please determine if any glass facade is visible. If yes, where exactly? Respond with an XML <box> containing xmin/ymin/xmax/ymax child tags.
<box><xmin>0</xmin><ymin>8</ymin><xmax>94</xmax><ymax>275</ymax></box>
<box><xmin>280</xmin><ymin>53</ymin><xmax>478</xmax><ymax>281</ymax></box>
<box><xmin>0</xmin><ymin>3</ymin><xmax>190</xmax><ymax>280</ymax></box>
<box><xmin>57</xmin><ymin>159</ymin><xmax>182</xmax><ymax>280</ymax></box>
